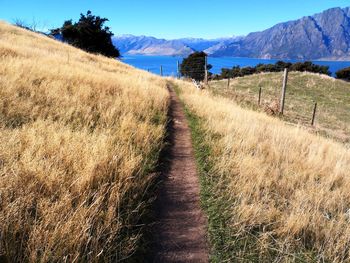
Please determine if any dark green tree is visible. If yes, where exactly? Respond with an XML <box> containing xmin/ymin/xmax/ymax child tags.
<box><xmin>54</xmin><ymin>11</ymin><xmax>120</xmax><ymax>58</ymax></box>
<box><xmin>221</xmin><ymin>66</ymin><xmax>242</xmax><ymax>79</ymax></box>
<box><xmin>180</xmin><ymin>52</ymin><xmax>212</xmax><ymax>81</ymax></box>
<box><xmin>231</xmin><ymin>66</ymin><xmax>242</xmax><ymax>77</ymax></box>
<box><xmin>275</xmin><ymin>61</ymin><xmax>292</xmax><ymax>71</ymax></box>
<box><xmin>336</xmin><ymin>67</ymin><xmax>350</xmax><ymax>80</ymax></box>
<box><xmin>240</xmin><ymin>66</ymin><xmax>256</xmax><ymax>76</ymax></box>
<box><xmin>220</xmin><ymin>68</ymin><xmax>233</xmax><ymax>79</ymax></box>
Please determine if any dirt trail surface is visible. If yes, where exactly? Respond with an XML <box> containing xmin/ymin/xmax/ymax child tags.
<box><xmin>152</xmin><ymin>85</ymin><xmax>209</xmax><ymax>262</ymax></box>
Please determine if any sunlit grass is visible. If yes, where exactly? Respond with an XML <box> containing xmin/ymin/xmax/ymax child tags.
<box><xmin>0</xmin><ymin>22</ymin><xmax>169</xmax><ymax>262</ymax></box>
<box><xmin>175</xmin><ymin>78</ymin><xmax>350</xmax><ymax>262</ymax></box>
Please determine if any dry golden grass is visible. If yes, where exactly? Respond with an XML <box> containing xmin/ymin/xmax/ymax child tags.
<box><xmin>175</xmin><ymin>79</ymin><xmax>350</xmax><ymax>262</ymax></box>
<box><xmin>0</xmin><ymin>22</ymin><xmax>169</xmax><ymax>262</ymax></box>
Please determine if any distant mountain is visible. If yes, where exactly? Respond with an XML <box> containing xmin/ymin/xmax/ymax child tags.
<box><xmin>204</xmin><ymin>38</ymin><xmax>243</xmax><ymax>55</ymax></box>
<box><xmin>177</xmin><ymin>38</ymin><xmax>235</xmax><ymax>52</ymax></box>
<box><xmin>207</xmin><ymin>7</ymin><xmax>350</xmax><ymax>60</ymax></box>
<box><xmin>112</xmin><ymin>35</ymin><xmax>194</xmax><ymax>56</ymax></box>
<box><xmin>112</xmin><ymin>35</ymin><xmax>240</xmax><ymax>56</ymax></box>
<box><xmin>113</xmin><ymin>7</ymin><xmax>350</xmax><ymax>60</ymax></box>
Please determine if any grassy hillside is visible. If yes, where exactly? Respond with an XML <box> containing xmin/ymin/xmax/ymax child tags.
<box><xmin>0</xmin><ymin>22</ymin><xmax>168</xmax><ymax>262</ymax></box>
<box><xmin>174</xmin><ymin>79</ymin><xmax>350</xmax><ymax>262</ymax></box>
<box><xmin>209</xmin><ymin>72</ymin><xmax>350</xmax><ymax>144</ymax></box>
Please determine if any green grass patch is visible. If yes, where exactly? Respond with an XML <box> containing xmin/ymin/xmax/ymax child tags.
<box><xmin>184</xmin><ymin>109</ymin><xmax>234</xmax><ymax>262</ymax></box>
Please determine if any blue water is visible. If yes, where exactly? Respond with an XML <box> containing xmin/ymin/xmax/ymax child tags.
<box><xmin>121</xmin><ymin>55</ymin><xmax>350</xmax><ymax>77</ymax></box>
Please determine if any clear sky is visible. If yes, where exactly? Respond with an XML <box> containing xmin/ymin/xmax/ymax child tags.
<box><xmin>1</xmin><ymin>0</ymin><xmax>349</xmax><ymax>39</ymax></box>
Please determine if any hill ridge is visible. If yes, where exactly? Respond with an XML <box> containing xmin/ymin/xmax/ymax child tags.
<box><xmin>208</xmin><ymin>6</ymin><xmax>350</xmax><ymax>60</ymax></box>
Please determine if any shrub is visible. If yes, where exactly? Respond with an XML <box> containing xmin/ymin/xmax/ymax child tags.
<box><xmin>290</xmin><ymin>61</ymin><xmax>330</xmax><ymax>75</ymax></box>
<box><xmin>218</xmin><ymin>61</ymin><xmax>331</xmax><ymax>80</ymax></box>
<box><xmin>336</xmin><ymin>67</ymin><xmax>350</xmax><ymax>81</ymax></box>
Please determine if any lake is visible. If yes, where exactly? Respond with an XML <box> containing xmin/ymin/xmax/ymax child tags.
<box><xmin>121</xmin><ymin>55</ymin><xmax>350</xmax><ymax>77</ymax></box>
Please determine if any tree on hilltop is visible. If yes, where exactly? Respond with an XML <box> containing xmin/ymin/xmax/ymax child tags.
<box><xmin>52</xmin><ymin>11</ymin><xmax>120</xmax><ymax>58</ymax></box>
<box><xmin>180</xmin><ymin>52</ymin><xmax>212</xmax><ymax>81</ymax></box>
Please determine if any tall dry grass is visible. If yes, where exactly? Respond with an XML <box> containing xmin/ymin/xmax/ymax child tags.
<box><xmin>176</xmin><ymin>79</ymin><xmax>350</xmax><ymax>262</ymax></box>
<box><xmin>0</xmin><ymin>22</ymin><xmax>169</xmax><ymax>262</ymax></box>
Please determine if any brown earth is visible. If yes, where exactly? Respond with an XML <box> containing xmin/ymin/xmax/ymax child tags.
<box><xmin>151</xmin><ymin>85</ymin><xmax>209</xmax><ymax>262</ymax></box>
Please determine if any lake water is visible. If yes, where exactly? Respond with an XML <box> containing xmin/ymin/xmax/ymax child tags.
<box><xmin>121</xmin><ymin>55</ymin><xmax>350</xmax><ymax>77</ymax></box>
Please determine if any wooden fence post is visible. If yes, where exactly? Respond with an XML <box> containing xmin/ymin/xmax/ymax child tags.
<box><xmin>227</xmin><ymin>77</ymin><xmax>230</xmax><ymax>89</ymax></box>
<box><xmin>258</xmin><ymin>87</ymin><xmax>262</xmax><ymax>106</ymax></box>
<box><xmin>279</xmin><ymin>68</ymin><xmax>288</xmax><ymax>114</ymax></box>
<box><xmin>177</xmin><ymin>60</ymin><xmax>180</xmax><ymax>79</ymax></box>
<box><xmin>311</xmin><ymin>102</ymin><xmax>317</xmax><ymax>126</ymax></box>
<box><xmin>204</xmin><ymin>56</ymin><xmax>208</xmax><ymax>85</ymax></box>
<box><xmin>160</xmin><ymin>66</ymin><xmax>163</xmax><ymax>77</ymax></box>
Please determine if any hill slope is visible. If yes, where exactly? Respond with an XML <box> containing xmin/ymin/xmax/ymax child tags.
<box><xmin>175</xmin><ymin>78</ymin><xmax>350</xmax><ymax>262</ymax></box>
<box><xmin>0</xmin><ymin>22</ymin><xmax>168</xmax><ymax>262</ymax></box>
<box><xmin>208</xmin><ymin>7</ymin><xmax>350</xmax><ymax>60</ymax></box>
<box><xmin>209</xmin><ymin>72</ymin><xmax>350</xmax><ymax>143</ymax></box>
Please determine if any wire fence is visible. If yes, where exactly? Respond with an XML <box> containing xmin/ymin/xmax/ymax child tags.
<box><xmin>151</xmin><ymin>64</ymin><xmax>320</xmax><ymax>127</ymax></box>
<box><xmin>154</xmin><ymin>58</ymin><xmax>209</xmax><ymax>79</ymax></box>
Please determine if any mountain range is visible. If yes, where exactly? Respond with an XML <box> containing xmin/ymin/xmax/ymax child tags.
<box><xmin>112</xmin><ymin>35</ymin><xmax>238</xmax><ymax>56</ymax></box>
<box><xmin>113</xmin><ymin>6</ymin><xmax>350</xmax><ymax>60</ymax></box>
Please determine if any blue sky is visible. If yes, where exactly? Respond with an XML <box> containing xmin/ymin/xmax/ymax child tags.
<box><xmin>1</xmin><ymin>0</ymin><xmax>349</xmax><ymax>39</ymax></box>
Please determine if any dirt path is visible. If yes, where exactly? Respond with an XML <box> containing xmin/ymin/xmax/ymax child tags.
<box><xmin>152</xmin><ymin>85</ymin><xmax>208</xmax><ymax>262</ymax></box>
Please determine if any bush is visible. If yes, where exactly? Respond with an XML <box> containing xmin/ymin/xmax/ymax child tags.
<box><xmin>256</xmin><ymin>63</ymin><xmax>278</xmax><ymax>73</ymax></box>
<box><xmin>218</xmin><ymin>61</ymin><xmax>331</xmax><ymax>80</ymax></box>
<box><xmin>220</xmin><ymin>66</ymin><xmax>242</xmax><ymax>78</ymax></box>
<box><xmin>290</xmin><ymin>61</ymin><xmax>330</xmax><ymax>75</ymax></box>
<box><xmin>240</xmin><ymin>66</ymin><xmax>256</xmax><ymax>76</ymax></box>
<box><xmin>336</xmin><ymin>67</ymin><xmax>350</xmax><ymax>81</ymax></box>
